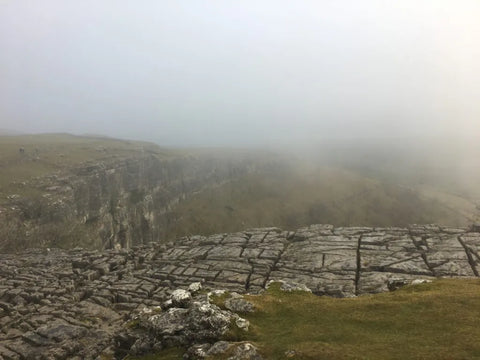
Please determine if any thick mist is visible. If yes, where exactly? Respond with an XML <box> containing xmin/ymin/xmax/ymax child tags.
<box><xmin>1</xmin><ymin>1</ymin><xmax>479</xmax><ymax>145</ymax></box>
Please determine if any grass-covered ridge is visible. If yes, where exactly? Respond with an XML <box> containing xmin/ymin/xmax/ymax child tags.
<box><xmin>143</xmin><ymin>279</ymin><xmax>480</xmax><ymax>359</ymax></box>
<box><xmin>0</xmin><ymin>133</ymin><xmax>169</xmax><ymax>193</ymax></box>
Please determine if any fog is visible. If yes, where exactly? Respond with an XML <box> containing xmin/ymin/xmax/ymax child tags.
<box><xmin>1</xmin><ymin>1</ymin><xmax>479</xmax><ymax>146</ymax></box>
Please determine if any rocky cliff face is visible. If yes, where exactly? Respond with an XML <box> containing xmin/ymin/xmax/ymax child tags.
<box><xmin>0</xmin><ymin>224</ymin><xmax>479</xmax><ymax>359</ymax></box>
<box><xmin>0</xmin><ymin>152</ymin><xmax>265</xmax><ymax>251</ymax></box>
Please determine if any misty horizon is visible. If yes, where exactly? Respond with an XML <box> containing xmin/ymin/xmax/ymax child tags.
<box><xmin>1</xmin><ymin>1</ymin><xmax>479</xmax><ymax>146</ymax></box>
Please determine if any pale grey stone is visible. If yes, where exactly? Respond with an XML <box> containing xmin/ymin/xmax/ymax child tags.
<box><xmin>170</xmin><ymin>289</ymin><xmax>192</xmax><ymax>308</ymax></box>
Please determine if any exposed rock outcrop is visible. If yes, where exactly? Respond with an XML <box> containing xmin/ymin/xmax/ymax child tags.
<box><xmin>0</xmin><ymin>224</ymin><xmax>479</xmax><ymax>359</ymax></box>
<box><xmin>117</xmin><ymin>288</ymin><xmax>247</xmax><ymax>358</ymax></box>
<box><xmin>224</xmin><ymin>294</ymin><xmax>255</xmax><ymax>314</ymax></box>
<box><xmin>0</xmin><ymin>152</ymin><xmax>267</xmax><ymax>251</ymax></box>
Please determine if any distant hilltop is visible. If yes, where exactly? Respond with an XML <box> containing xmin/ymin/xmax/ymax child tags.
<box><xmin>0</xmin><ymin>128</ymin><xmax>26</xmax><ymax>136</ymax></box>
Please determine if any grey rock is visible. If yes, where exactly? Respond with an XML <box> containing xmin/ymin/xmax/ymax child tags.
<box><xmin>0</xmin><ymin>344</ymin><xmax>21</xmax><ymax>360</ymax></box>
<box><xmin>206</xmin><ymin>341</ymin><xmax>232</xmax><ymax>355</ymax></box>
<box><xmin>0</xmin><ymin>302</ymin><xmax>12</xmax><ymax>313</ymax></box>
<box><xmin>22</xmin><ymin>331</ymin><xmax>51</xmax><ymax>346</ymax></box>
<box><xmin>234</xmin><ymin>316</ymin><xmax>250</xmax><ymax>331</ymax></box>
<box><xmin>186</xmin><ymin>343</ymin><xmax>211</xmax><ymax>359</ymax></box>
<box><xmin>280</xmin><ymin>281</ymin><xmax>312</xmax><ymax>293</ymax></box>
<box><xmin>225</xmin><ymin>296</ymin><xmax>255</xmax><ymax>313</ymax></box>
<box><xmin>130</xmin><ymin>338</ymin><xmax>153</xmax><ymax>355</ymax></box>
<box><xmin>36</xmin><ymin>323</ymin><xmax>88</xmax><ymax>342</ymax></box>
<box><xmin>188</xmin><ymin>282</ymin><xmax>203</xmax><ymax>294</ymax></box>
<box><xmin>228</xmin><ymin>343</ymin><xmax>263</xmax><ymax>360</ymax></box>
<box><xmin>411</xmin><ymin>279</ymin><xmax>432</xmax><ymax>285</ymax></box>
<box><xmin>171</xmin><ymin>289</ymin><xmax>192</xmax><ymax>308</ymax></box>
<box><xmin>267</xmin><ymin>280</ymin><xmax>312</xmax><ymax>293</ymax></box>
<box><xmin>387</xmin><ymin>278</ymin><xmax>410</xmax><ymax>291</ymax></box>
<box><xmin>147</xmin><ymin>308</ymin><xmax>189</xmax><ymax>336</ymax></box>
<box><xmin>470</xmin><ymin>223</ymin><xmax>480</xmax><ymax>232</ymax></box>
<box><xmin>134</xmin><ymin>299</ymin><xmax>233</xmax><ymax>351</ymax></box>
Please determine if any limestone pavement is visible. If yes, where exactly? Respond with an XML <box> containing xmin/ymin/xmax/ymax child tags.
<box><xmin>0</xmin><ymin>224</ymin><xmax>479</xmax><ymax>359</ymax></box>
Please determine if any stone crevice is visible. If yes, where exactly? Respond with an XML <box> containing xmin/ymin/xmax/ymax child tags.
<box><xmin>261</xmin><ymin>239</ymin><xmax>288</xmax><ymax>289</ymax></box>
<box><xmin>458</xmin><ymin>236</ymin><xmax>479</xmax><ymax>277</ymax></box>
<box><xmin>354</xmin><ymin>235</ymin><xmax>362</xmax><ymax>296</ymax></box>
<box><xmin>245</xmin><ymin>260</ymin><xmax>254</xmax><ymax>291</ymax></box>
<box><xmin>409</xmin><ymin>233</ymin><xmax>436</xmax><ymax>276</ymax></box>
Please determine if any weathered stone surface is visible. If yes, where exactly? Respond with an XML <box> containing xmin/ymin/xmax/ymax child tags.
<box><xmin>225</xmin><ymin>295</ymin><xmax>255</xmax><ymax>313</ymax></box>
<box><xmin>207</xmin><ymin>341</ymin><xmax>232</xmax><ymax>355</ymax></box>
<box><xmin>0</xmin><ymin>224</ymin><xmax>478</xmax><ymax>358</ymax></box>
<box><xmin>267</xmin><ymin>280</ymin><xmax>312</xmax><ymax>293</ymax></box>
<box><xmin>121</xmin><ymin>290</ymin><xmax>236</xmax><ymax>357</ymax></box>
<box><xmin>189</xmin><ymin>282</ymin><xmax>203</xmax><ymax>294</ymax></box>
<box><xmin>229</xmin><ymin>342</ymin><xmax>263</xmax><ymax>360</ymax></box>
<box><xmin>234</xmin><ymin>314</ymin><xmax>249</xmax><ymax>330</ymax></box>
<box><xmin>171</xmin><ymin>289</ymin><xmax>192</xmax><ymax>308</ymax></box>
<box><xmin>186</xmin><ymin>343</ymin><xmax>212</xmax><ymax>358</ymax></box>
<box><xmin>0</xmin><ymin>153</ymin><xmax>269</xmax><ymax>252</ymax></box>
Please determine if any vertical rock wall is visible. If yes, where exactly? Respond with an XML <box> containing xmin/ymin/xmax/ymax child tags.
<box><xmin>0</xmin><ymin>153</ymin><xmax>262</xmax><ymax>251</ymax></box>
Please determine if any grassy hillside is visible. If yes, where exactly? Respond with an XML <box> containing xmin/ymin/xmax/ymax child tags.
<box><xmin>0</xmin><ymin>133</ymin><xmax>169</xmax><ymax>202</ymax></box>
<box><xmin>161</xmin><ymin>139</ymin><xmax>480</xmax><ymax>239</ymax></box>
<box><xmin>310</xmin><ymin>139</ymin><xmax>480</xmax><ymax>224</ymax></box>
<box><xmin>164</xmin><ymin>165</ymin><xmax>469</xmax><ymax>239</ymax></box>
<box><xmin>135</xmin><ymin>279</ymin><xmax>480</xmax><ymax>359</ymax></box>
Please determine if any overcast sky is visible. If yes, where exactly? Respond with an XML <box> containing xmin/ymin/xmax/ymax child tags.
<box><xmin>0</xmin><ymin>1</ymin><xmax>479</xmax><ymax>146</ymax></box>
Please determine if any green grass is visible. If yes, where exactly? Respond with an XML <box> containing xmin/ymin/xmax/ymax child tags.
<box><xmin>129</xmin><ymin>279</ymin><xmax>480</xmax><ymax>359</ymax></box>
<box><xmin>209</xmin><ymin>292</ymin><xmax>230</xmax><ymax>309</ymax></box>
<box><xmin>244</xmin><ymin>279</ymin><xmax>480</xmax><ymax>359</ymax></box>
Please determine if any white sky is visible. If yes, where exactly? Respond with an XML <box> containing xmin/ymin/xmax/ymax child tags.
<box><xmin>0</xmin><ymin>1</ymin><xmax>479</xmax><ymax>145</ymax></box>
